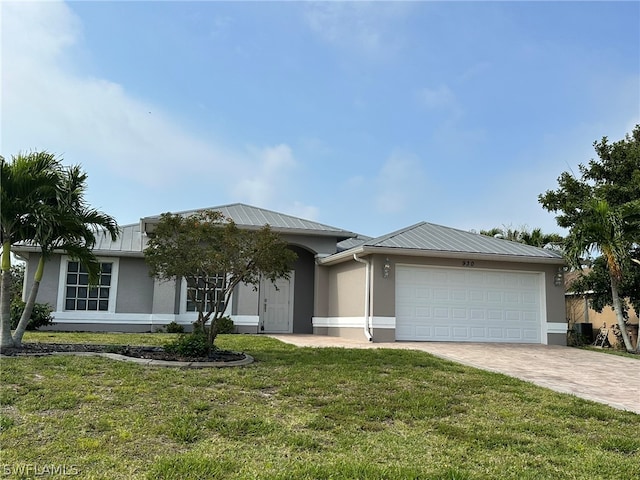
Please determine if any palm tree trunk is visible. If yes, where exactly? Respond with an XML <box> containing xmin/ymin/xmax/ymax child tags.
<box><xmin>12</xmin><ymin>256</ymin><xmax>45</xmax><ymax>347</ymax></box>
<box><xmin>0</xmin><ymin>243</ymin><xmax>15</xmax><ymax>349</ymax></box>
<box><xmin>609</xmin><ymin>274</ymin><xmax>633</xmax><ymax>352</ymax></box>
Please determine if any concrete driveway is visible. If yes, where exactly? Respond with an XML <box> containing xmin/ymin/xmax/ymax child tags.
<box><xmin>268</xmin><ymin>335</ymin><xmax>640</xmax><ymax>415</ymax></box>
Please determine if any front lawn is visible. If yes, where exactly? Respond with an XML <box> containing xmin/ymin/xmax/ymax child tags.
<box><xmin>579</xmin><ymin>345</ymin><xmax>640</xmax><ymax>359</ymax></box>
<box><xmin>1</xmin><ymin>333</ymin><xmax>638</xmax><ymax>479</ymax></box>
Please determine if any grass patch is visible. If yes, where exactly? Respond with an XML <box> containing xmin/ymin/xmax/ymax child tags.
<box><xmin>579</xmin><ymin>346</ymin><xmax>640</xmax><ymax>359</ymax></box>
<box><xmin>0</xmin><ymin>332</ymin><xmax>638</xmax><ymax>479</ymax></box>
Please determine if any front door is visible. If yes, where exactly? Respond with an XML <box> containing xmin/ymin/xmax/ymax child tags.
<box><xmin>260</xmin><ymin>273</ymin><xmax>294</xmax><ymax>333</ymax></box>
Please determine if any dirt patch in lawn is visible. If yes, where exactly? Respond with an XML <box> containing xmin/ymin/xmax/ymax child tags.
<box><xmin>0</xmin><ymin>343</ymin><xmax>247</xmax><ymax>363</ymax></box>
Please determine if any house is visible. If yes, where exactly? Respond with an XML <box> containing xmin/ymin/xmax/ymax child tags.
<box><xmin>565</xmin><ymin>271</ymin><xmax>639</xmax><ymax>347</ymax></box>
<box><xmin>16</xmin><ymin>203</ymin><xmax>568</xmax><ymax>345</ymax></box>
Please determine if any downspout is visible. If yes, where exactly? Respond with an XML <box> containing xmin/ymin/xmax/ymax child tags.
<box><xmin>353</xmin><ymin>254</ymin><xmax>373</xmax><ymax>342</ymax></box>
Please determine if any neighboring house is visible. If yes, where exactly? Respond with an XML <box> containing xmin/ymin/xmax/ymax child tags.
<box><xmin>565</xmin><ymin>271</ymin><xmax>639</xmax><ymax>347</ymax></box>
<box><xmin>15</xmin><ymin>203</ymin><xmax>568</xmax><ymax>345</ymax></box>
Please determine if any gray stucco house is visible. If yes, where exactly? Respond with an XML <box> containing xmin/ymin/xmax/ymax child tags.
<box><xmin>16</xmin><ymin>203</ymin><xmax>568</xmax><ymax>345</ymax></box>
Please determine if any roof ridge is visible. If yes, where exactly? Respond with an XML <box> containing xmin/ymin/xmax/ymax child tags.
<box><xmin>365</xmin><ymin>221</ymin><xmax>427</xmax><ymax>246</ymax></box>
<box><xmin>140</xmin><ymin>202</ymin><xmax>358</xmax><ymax>235</ymax></box>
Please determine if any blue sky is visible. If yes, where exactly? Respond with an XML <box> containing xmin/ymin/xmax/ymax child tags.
<box><xmin>2</xmin><ymin>1</ymin><xmax>639</xmax><ymax>238</ymax></box>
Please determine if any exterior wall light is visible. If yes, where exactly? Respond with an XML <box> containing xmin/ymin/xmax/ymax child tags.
<box><xmin>382</xmin><ymin>258</ymin><xmax>391</xmax><ymax>278</ymax></box>
<box><xmin>554</xmin><ymin>268</ymin><xmax>564</xmax><ymax>287</ymax></box>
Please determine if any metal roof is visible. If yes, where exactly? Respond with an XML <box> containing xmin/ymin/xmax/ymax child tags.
<box><xmin>321</xmin><ymin>221</ymin><xmax>565</xmax><ymax>264</ymax></box>
<box><xmin>12</xmin><ymin>223</ymin><xmax>146</xmax><ymax>257</ymax></box>
<box><xmin>337</xmin><ymin>234</ymin><xmax>372</xmax><ymax>252</ymax></box>
<box><xmin>141</xmin><ymin>203</ymin><xmax>356</xmax><ymax>238</ymax></box>
<box><xmin>93</xmin><ymin>223</ymin><xmax>144</xmax><ymax>255</ymax></box>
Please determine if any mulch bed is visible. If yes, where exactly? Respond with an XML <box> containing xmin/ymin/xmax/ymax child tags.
<box><xmin>0</xmin><ymin>343</ymin><xmax>246</xmax><ymax>363</ymax></box>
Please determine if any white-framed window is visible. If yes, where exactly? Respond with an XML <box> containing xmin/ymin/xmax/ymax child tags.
<box><xmin>57</xmin><ymin>256</ymin><xmax>119</xmax><ymax>314</ymax></box>
<box><xmin>185</xmin><ymin>274</ymin><xmax>225</xmax><ymax>312</ymax></box>
<box><xmin>180</xmin><ymin>274</ymin><xmax>231</xmax><ymax>316</ymax></box>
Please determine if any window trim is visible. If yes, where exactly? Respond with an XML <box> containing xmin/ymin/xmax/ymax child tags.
<box><xmin>57</xmin><ymin>256</ymin><xmax>119</xmax><ymax>314</ymax></box>
<box><xmin>179</xmin><ymin>276</ymin><xmax>232</xmax><ymax>318</ymax></box>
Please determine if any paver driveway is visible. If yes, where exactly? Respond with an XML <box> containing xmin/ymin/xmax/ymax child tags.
<box><xmin>269</xmin><ymin>335</ymin><xmax>640</xmax><ymax>414</ymax></box>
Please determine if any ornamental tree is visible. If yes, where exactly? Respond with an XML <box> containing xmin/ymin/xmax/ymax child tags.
<box><xmin>143</xmin><ymin>210</ymin><xmax>297</xmax><ymax>349</ymax></box>
<box><xmin>539</xmin><ymin>125</ymin><xmax>640</xmax><ymax>352</ymax></box>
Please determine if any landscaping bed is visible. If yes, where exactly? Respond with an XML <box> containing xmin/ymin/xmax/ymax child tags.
<box><xmin>0</xmin><ymin>342</ymin><xmax>246</xmax><ymax>363</ymax></box>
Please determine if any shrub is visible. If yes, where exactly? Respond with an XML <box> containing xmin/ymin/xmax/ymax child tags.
<box><xmin>165</xmin><ymin>321</ymin><xmax>185</xmax><ymax>334</ymax></box>
<box><xmin>164</xmin><ymin>332</ymin><xmax>211</xmax><ymax>357</ymax></box>
<box><xmin>215</xmin><ymin>316</ymin><xmax>235</xmax><ymax>334</ymax></box>
<box><xmin>10</xmin><ymin>300</ymin><xmax>54</xmax><ymax>330</ymax></box>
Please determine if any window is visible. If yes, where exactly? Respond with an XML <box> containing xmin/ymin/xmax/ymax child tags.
<box><xmin>64</xmin><ymin>261</ymin><xmax>112</xmax><ymax>311</ymax></box>
<box><xmin>186</xmin><ymin>274</ymin><xmax>225</xmax><ymax>313</ymax></box>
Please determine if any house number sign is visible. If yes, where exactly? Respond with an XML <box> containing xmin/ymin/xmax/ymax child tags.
<box><xmin>462</xmin><ymin>260</ymin><xmax>475</xmax><ymax>267</ymax></box>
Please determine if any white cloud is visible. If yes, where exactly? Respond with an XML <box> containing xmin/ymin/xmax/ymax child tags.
<box><xmin>1</xmin><ymin>1</ymin><xmax>319</xmax><ymax>220</ymax></box>
<box><xmin>417</xmin><ymin>84</ymin><xmax>459</xmax><ymax>111</ymax></box>
<box><xmin>2</xmin><ymin>1</ymin><xmax>234</xmax><ymax>186</ymax></box>
<box><xmin>288</xmin><ymin>202</ymin><xmax>319</xmax><ymax>222</ymax></box>
<box><xmin>303</xmin><ymin>2</ymin><xmax>410</xmax><ymax>58</ymax></box>
<box><xmin>231</xmin><ymin>144</ymin><xmax>297</xmax><ymax>206</ymax></box>
<box><xmin>374</xmin><ymin>151</ymin><xmax>426</xmax><ymax>215</ymax></box>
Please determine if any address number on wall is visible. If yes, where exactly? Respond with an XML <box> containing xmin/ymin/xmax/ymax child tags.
<box><xmin>462</xmin><ymin>260</ymin><xmax>475</xmax><ymax>267</ymax></box>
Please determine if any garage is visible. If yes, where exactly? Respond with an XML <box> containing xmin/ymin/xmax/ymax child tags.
<box><xmin>395</xmin><ymin>265</ymin><xmax>543</xmax><ymax>343</ymax></box>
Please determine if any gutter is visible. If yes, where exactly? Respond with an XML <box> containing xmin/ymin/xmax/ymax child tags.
<box><xmin>353</xmin><ymin>253</ymin><xmax>373</xmax><ymax>342</ymax></box>
<box><xmin>319</xmin><ymin>246</ymin><xmax>566</xmax><ymax>266</ymax></box>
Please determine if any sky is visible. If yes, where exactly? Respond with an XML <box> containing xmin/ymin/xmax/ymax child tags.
<box><xmin>2</xmin><ymin>1</ymin><xmax>639</xmax><ymax>239</ymax></box>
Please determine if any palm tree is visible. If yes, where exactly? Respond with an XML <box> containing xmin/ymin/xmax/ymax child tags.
<box><xmin>12</xmin><ymin>165</ymin><xmax>118</xmax><ymax>346</ymax></box>
<box><xmin>564</xmin><ymin>198</ymin><xmax>639</xmax><ymax>352</ymax></box>
<box><xmin>480</xmin><ymin>226</ymin><xmax>563</xmax><ymax>248</ymax></box>
<box><xmin>1</xmin><ymin>152</ymin><xmax>62</xmax><ymax>349</ymax></box>
<box><xmin>519</xmin><ymin>228</ymin><xmax>564</xmax><ymax>249</ymax></box>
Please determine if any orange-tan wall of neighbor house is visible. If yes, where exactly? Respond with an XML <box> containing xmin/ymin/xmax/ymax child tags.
<box><xmin>566</xmin><ymin>295</ymin><xmax>639</xmax><ymax>346</ymax></box>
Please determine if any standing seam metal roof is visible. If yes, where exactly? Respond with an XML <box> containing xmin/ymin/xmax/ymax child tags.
<box><xmin>356</xmin><ymin>222</ymin><xmax>564</xmax><ymax>259</ymax></box>
<box><xmin>142</xmin><ymin>203</ymin><xmax>356</xmax><ymax>236</ymax></box>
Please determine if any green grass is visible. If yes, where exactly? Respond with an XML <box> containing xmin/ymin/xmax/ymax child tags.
<box><xmin>1</xmin><ymin>332</ymin><xmax>638</xmax><ymax>479</ymax></box>
<box><xmin>579</xmin><ymin>346</ymin><xmax>640</xmax><ymax>359</ymax></box>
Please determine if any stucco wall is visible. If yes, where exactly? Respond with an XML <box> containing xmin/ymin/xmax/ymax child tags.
<box><xmin>327</xmin><ymin>261</ymin><xmax>365</xmax><ymax>317</ymax></box>
<box><xmin>22</xmin><ymin>253</ymin><xmax>61</xmax><ymax>308</ymax></box>
<box><xmin>234</xmin><ymin>282</ymin><xmax>259</xmax><ymax>316</ymax></box>
<box><xmin>290</xmin><ymin>246</ymin><xmax>315</xmax><ymax>334</ymax></box>
<box><xmin>152</xmin><ymin>278</ymin><xmax>178</xmax><ymax>315</ymax></box>
<box><xmin>567</xmin><ymin>294</ymin><xmax>639</xmax><ymax>345</ymax></box>
<box><xmin>314</xmin><ymin>265</ymin><xmax>330</xmax><ymax>318</ymax></box>
<box><xmin>281</xmin><ymin>234</ymin><xmax>340</xmax><ymax>256</ymax></box>
<box><xmin>114</xmin><ymin>257</ymin><xmax>154</xmax><ymax>314</ymax></box>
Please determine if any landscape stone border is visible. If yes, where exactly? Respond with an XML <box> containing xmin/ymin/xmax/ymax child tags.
<box><xmin>2</xmin><ymin>351</ymin><xmax>254</xmax><ymax>368</ymax></box>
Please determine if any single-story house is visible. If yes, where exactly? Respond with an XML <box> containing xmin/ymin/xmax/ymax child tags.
<box><xmin>565</xmin><ymin>270</ymin><xmax>639</xmax><ymax>346</ymax></box>
<box><xmin>16</xmin><ymin>203</ymin><xmax>568</xmax><ymax>345</ymax></box>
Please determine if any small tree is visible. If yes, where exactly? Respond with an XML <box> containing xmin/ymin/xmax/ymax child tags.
<box><xmin>144</xmin><ymin>210</ymin><xmax>297</xmax><ymax>349</ymax></box>
<box><xmin>539</xmin><ymin>125</ymin><xmax>640</xmax><ymax>352</ymax></box>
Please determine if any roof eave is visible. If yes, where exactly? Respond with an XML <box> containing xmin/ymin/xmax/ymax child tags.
<box><xmin>318</xmin><ymin>245</ymin><xmax>566</xmax><ymax>266</ymax></box>
<box><xmin>141</xmin><ymin>217</ymin><xmax>355</xmax><ymax>240</ymax></box>
<box><xmin>12</xmin><ymin>245</ymin><xmax>145</xmax><ymax>258</ymax></box>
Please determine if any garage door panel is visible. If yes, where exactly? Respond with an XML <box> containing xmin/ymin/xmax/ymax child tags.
<box><xmin>434</xmin><ymin>289</ymin><xmax>449</xmax><ymax>301</ymax></box>
<box><xmin>415</xmin><ymin>325</ymin><xmax>432</xmax><ymax>337</ymax></box>
<box><xmin>396</xmin><ymin>266</ymin><xmax>542</xmax><ymax>343</ymax></box>
<box><xmin>434</xmin><ymin>326</ymin><xmax>450</xmax><ymax>338</ymax></box>
<box><xmin>452</xmin><ymin>326</ymin><xmax>469</xmax><ymax>338</ymax></box>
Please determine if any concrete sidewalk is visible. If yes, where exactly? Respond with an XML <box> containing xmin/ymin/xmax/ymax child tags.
<box><xmin>268</xmin><ymin>334</ymin><xmax>640</xmax><ymax>414</ymax></box>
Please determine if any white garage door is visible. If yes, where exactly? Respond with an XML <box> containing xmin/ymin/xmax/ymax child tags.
<box><xmin>395</xmin><ymin>266</ymin><xmax>542</xmax><ymax>343</ymax></box>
